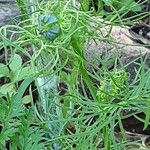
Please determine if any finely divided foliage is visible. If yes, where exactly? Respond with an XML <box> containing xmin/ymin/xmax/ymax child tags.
<box><xmin>0</xmin><ymin>0</ymin><xmax>149</xmax><ymax>149</ymax></box>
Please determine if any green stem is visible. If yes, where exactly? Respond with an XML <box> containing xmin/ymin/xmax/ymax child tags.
<box><xmin>16</xmin><ymin>0</ymin><xmax>29</xmax><ymax>20</ymax></box>
<box><xmin>71</xmin><ymin>34</ymin><xmax>97</xmax><ymax>100</ymax></box>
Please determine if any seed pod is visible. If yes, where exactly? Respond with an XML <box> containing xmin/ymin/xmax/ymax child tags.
<box><xmin>36</xmin><ymin>14</ymin><xmax>61</xmax><ymax>40</ymax></box>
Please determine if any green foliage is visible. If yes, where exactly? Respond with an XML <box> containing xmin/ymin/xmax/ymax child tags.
<box><xmin>0</xmin><ymin>95</ymin><xmax>24</xmax><ymax>146</ymax></box>
<box><xmin>9</xmin><ymin>54</ymin><xmax>22</xmax><ymax>72</ymax></box>
<box><xmin>90</xmin><ymin>0</ymin><xmax>144</xmax><ymax>24</ymax></box>
<box><xmin>0</xmin><ymin>86</ymin><xmax>45</xmax><ymax>149</ymax></box>
<box><xmin>103</xmin><ymin>0</ymin><xmax>141</xmax><ymax>12</ymax></box>
<box><xmin>16</xmin><ymin>0</ymin><xmax>29</xmax><ymax>20</ymax></box>
<box><xmin>0</xmin><ymin>0</ymin><xmax>150</xmax><ymax>149</ymax></box>
<box><xmin>80</xmin><ymin>0</ymin><xmax>90</xmax><ymax>11</ymax></box>
<box><xmin>97</xmin><ymin>70</ymin><xmax>127</xmax><ymax>102</ymax></box>
<box><xmin>0</xmin><ymin>63</ymin><xmax>9</xmax><ymax>78</ymax></box>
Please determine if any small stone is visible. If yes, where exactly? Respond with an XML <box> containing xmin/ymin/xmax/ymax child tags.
<box><xmin>0</xmin><ymin>2</ymin><xmax>19</xmax><ymax>26</ymax></box>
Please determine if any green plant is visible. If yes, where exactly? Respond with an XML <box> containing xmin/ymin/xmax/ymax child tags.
<box><xmin>0</xmin><ymin>0</ymin><xmax>150</xmax><ymax>149</ymax></box>
<box><xmin>0</xmin><ymin>77</ymin><xmax>45</xmax><ymax>149</ymax></box>
<box><xmin>97</xmin><ymin>70</ymin><xmax>127</xmax><ymax>102</ymax></box>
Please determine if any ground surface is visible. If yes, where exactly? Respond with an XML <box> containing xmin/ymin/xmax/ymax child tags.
<box><xmin>0</xmin><ymin>0</ymin><xmax>19</xmax><ymax>26</ymax></box>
